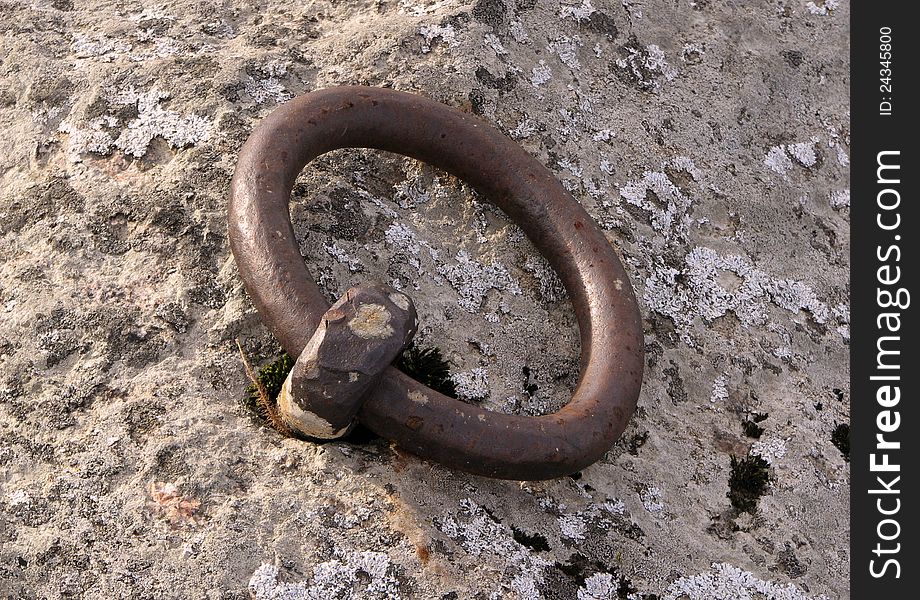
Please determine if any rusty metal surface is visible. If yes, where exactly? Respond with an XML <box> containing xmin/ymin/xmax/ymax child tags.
<box><xmin>229</xmin><ymin>86</ymin><xmax>644</xmax><ymax>480</ymax></box>
<box><xmin>279</xmin><ymin>283</ymin><xmax>417</xmax><ymax>440</ymax></box>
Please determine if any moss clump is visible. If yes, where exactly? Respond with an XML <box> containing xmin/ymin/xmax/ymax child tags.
<box><xmin>511</xmin><ymin>526</ymin><xmax>550</xmax><ymax>552</ymax></box>
<box><xmin>242</xmin><ymin>353</ymin><xmax>294</xmax><ymax>408</ymax></box>
<box><xmin>241</xmin><ymin>352</ymin><xmax>294</xmax><ymax>432</ymax></box>
<box><xmin>741</xmin><ymin>420</ymin><xmax>764</xmax><ymax>438</ymax></box>
<box><xmin>741</xmin><ymin>413</ymin><xmax>768</xmax><ymax>440</ymax></box>
<box><xmin>728</xmin><ymin>454</ymin><xmax>771</xmax><ymax>514</ymax></box>
<box><xmin>394</xmin><ymin>344</ymin><xmax>457</xmax><ymax>398</ymax></box>
<box><xmin>741</xmin><ymin>412</ymin><xmax>767</xmax><ymax>438</ymax></box>
<box><xmin>831</xmin><ymin>423</ymin><xmax>850</xmax><ymax>462</ymax></box>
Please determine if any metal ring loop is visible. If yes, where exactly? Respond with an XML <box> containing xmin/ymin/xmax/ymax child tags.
<box><xmin>229</xmin><ymin>86</ymin><xmax>644</xmax><ymax>480</ymax></box>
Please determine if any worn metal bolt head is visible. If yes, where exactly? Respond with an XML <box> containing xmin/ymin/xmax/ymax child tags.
<box><xmin>278</xmin><ymin>283</ymin><xmax>417</xmax><ymax>439</ymax></box>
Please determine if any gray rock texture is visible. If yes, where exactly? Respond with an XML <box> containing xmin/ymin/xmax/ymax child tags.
<box><xmin>0</xmin><ymin>0</ymin><xmax>849</xmax><ymax>598</ymax></box>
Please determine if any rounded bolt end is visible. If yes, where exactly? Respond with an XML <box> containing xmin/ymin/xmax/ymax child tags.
<box><xmin>277</xmin><ymin>282</ymin><xmax>417</xmax><ymax>439</ymax></box>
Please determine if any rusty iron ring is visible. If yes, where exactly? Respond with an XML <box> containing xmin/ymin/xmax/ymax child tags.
<box><xmin>229</xmin><ymin>86</ymin><xmax>643</xmax><ymax>480</ymax></box>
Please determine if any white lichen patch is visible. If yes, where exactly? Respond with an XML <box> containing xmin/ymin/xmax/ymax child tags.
<box><xmin>376</xmin><ymin>197</ymin><xmax>526</xmax><ymax>323</ymax></box>
<box><xmin>644</xmin><ymin>45</ymin><xmax>674</xmax><ymax>76</ymax></box>
<box><xmin>615</xmin><ymin>44</ymin><xmax>677</xmax><ymax>91</ymax></box>
<box><xmin>392</xmin><ymin>165</ymin><xmax>452</xmax><ymax>209</ymax></box>
<box><xmin>558</xmin><ymin>512</ymin><xmax>588</xmax><ymax>540</ymax></box>
<box><xmin>831</xmin><ymin>302</ymin><xmax>850</xmax><ymax>339</ymax></box>
<box><xmin>531</xmin><ymin>61</ymin><xmax>553</xmax><ymax>87</ymax></box>
<box><xmin>547</xmin><ymin>36</ymin><xmax>583</xmax><ymax>71</ymax></box>
<box><xmin>835</xmin><ymin>145</ymin><xmax>849</xmax><ymax>166</ymax></box>
<box><xmin>664</xmin><ymin>562</ymin><xmax>827</xmax><ymax>600</ymax></box>
<box><xmin>115</xmin><ymin>91</ymin><xmax>210</xmax><ymax>157</ymax></box>
<box><xmin>787</xmin><ymin>141</ymin><xmax>817</xmax><ymax>167</ymax></box>
<box><xmin>244</xmin><ymin>62</ymin><xmax>292</xmax><ymax>104</ymax></box>
<box><xmin>806</xmin><ymin>0</ymin><xmax>841</xmax><ymax>16</ymax></box>
<box><xmin>751</xmin><ymin>437</ymin><xmax>787</xmax><ymax>465</ymax></box>
<box><xmin>618</xmin><ymin>158</ymin><xmax>699</xmax><ymax>246</ymax></box>
<box><xmin>249</xmin><ymin>552</ymin><xmax>400</xmax><ymax>600</ymax></box>
<box><xmin>484</xmin><ymin>33</ymin><xmax>508</xmax><ymax>56</ymax></box>
<box><xmin>71</xmin><ymin>34</ymin><xmax>132</xmax><ymax>59</ymax></box>
<box><xmin>385</xmin><ymin>222</ymin><xmax>423</xmax><ymax>257</ymax></box>
<box><xmin>511</xmin><ymin>119</ymin><xmax>539</xmax><ymax>139</ymax></box>
<box><xmin>829</xmin><ymin>189</ymin><xmax>850</xmax><ymax>209</ymax></box>
<box><xmin>69</xmin><ymin>10</ymin><xmax>215</xmax><ymax>65</ymax></box>
<box><xmin>30</xmin><ymin>105</ymin><xmax>65</xmax><ymax>127</ymax></box>
<box><xmin>773</xmin><ymin>346</ymin><xmax>793</xmax><ymax>359</ymax></box>
<box><xmin>419</xmin><ymin>24</ymin><xmax>459</xmax><ymax>54</ymax></box>
<box><xmin>559</xmin><ymin>0</ymin><xmax>596</xmax><ymax>22</ymax></box>
<box><xmin>764</xmin><ymin>145</ymin><xmax>794</xmax><ymax>178</ymax></box>
<box><xmin>622</xmin><ymin>0</ymin><xmax>643</xmax><ymax>19</ymax></box>
<box><xmin>435</xmin><ymin>499</ymin><xmax>551</xmax><ymax>596</ymax></box>
<box><xmin>128</xmin><ymin>5</ymin><xmax>177</xmax><ymax>23</ymax></box>
<box><xmin>578</xmin><ymin>573</ymin><xmax>618</xmax><ymax>600</ymax></box>
<box><xmin>558</xmin><ymin>158</ymin><xmax>584</xmax><ymax>180</ymax></box>
<box><xmin>710</xmin><ymin>375</ymin><xmax>729</xmax><ymax>404</ymax></box>
<box><xmin>681</xmin><ymin>42</ymin><xmax>705</xmax><ymax>64</ymax></box>
<box><xmin>332</xmin><ymin>505</ymin><xmax>373</xmax><ymax>529</ymax></box>
<box><xmin>5</xmin><ymin>489</ymin><xmax>31</xmax><ymax>507</ymax></box>
<box><xmin>644</xmin><ymin>246</ymin><xmax>846</xmax><ymax>343</ymax></box>
<box><xmin>450</xmin><ymin>367</ymin><xmax>490</xmax><ymax>401</ymax></box>
<box><xmin>59</xmin><ymin>86</ymin><xmax>210</xmax><ymax>160</ymax></box>
<box><xmin>556</xmin><ymin>500</ymin><xmax>628</xmax><ymax>541</ymax></box>
<box><xmin>436</xmin><ymin>250</ymin><xmax>521</xmax><ymax>313</ymax></box>
<box><xmin>510</xmin><ymin>20</ymin><xmax>530</xmax><ymax>44</ymax></box>
<box><xmin>129</xmin><ymin>34</ymin><xmax>185</xmax><ymax>61</ymax></box>
<box><xmin>592</xmin><ymin>129</ymin><xmax>614</xmax><ymax>144</ymax></box>
<box><xmin>324</xmin><ymin>241</ymin><xmax>364</xmax><ymax>273</ymax></box>
<box><xmin>640</xmin><ymin>486</ymin><xmax>663</xmax><ymax>513</ymax></box>
<box><xmin>764</xmin><ymin>140</ymin><xmax>818</xmax><ymax>177</ymax></box>
<box><xmin>58</xmin><ymin>119</ymin><xmax>115</xmax><ymax>157</ymax></box>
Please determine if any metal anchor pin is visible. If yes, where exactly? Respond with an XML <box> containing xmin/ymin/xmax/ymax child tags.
<box><xmin>278</xmin><ymin>283</ymin><xmax>417</xmax><ymax>440</ymax></box>
<box><xmin>229</xmin><ymin>86</ymin><xmax>644</xmax><ymax>480</ymax></box>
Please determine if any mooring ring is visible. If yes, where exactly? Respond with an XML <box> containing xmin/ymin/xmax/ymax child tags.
<box><xmin>229</xmin><ymin>86</ymin><xmax>643</xmax><ymax>480</ymax></box>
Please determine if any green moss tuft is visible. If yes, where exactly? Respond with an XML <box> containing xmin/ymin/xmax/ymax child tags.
<box><xmin>831</xmin><ymin>422</ymin><xmax>850</xmax><ymax>462</ymax></box>
<box><xmin>241</xmin><ymin>352</ymin><xmax>294</xmax><ymax>416</ymax></box>
<box><xmin>727</xmin><ymin>454</ymin><xmax>771</xmax><ymax>514</ymax></box>
<box><xmin>741</xmin><ymin>421</ymin><xmax>763</xmax><ymax>440</ymax></box>
<box><xmin>394</xmin><ymin>343</ymin><xmax>457</xmax><ymax>398</ymax></box>
<box><xmin>511</xmin><ymin>526</ymin><xmax>550</xmax><ymax>552</ymax></box>
<box><xmin>741</xmin><ymin>420</ymin><xmax>764</xmax><ymax>439</ymax></box>
<box><xmin>741</xmin><ymin>412</ymin><xmax>767</xmax><ymax>438</ymax></box>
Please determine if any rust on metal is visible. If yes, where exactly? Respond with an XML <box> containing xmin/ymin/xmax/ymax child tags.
<box><xmin>278</xmin><ymin>283</ymin><xmax>417</xmax><ymax>439</ymax></box>
<box><xmin>229</xmin><ymin>86</ymin><xmax>644</xmax><ymax>480</ymax></box>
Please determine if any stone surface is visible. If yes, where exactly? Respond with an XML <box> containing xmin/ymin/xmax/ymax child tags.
<box><xmin>0</xmin><ymin>1</ymin><xmax>849</xmax><ymax>598</ymax></box>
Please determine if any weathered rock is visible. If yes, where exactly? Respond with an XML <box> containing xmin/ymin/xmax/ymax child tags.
<box><xmin>0</xmin><ymin>0</ymin><xmax>849</xmax><ymax>598</ymax></box>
